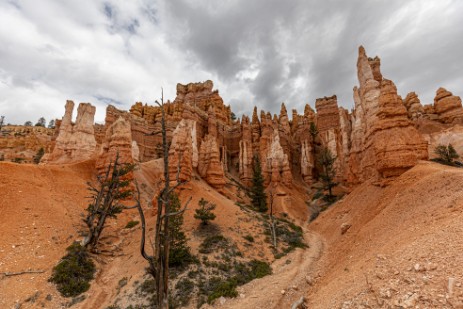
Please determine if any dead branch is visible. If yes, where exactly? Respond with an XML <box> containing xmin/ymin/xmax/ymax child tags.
<box><xmin>1</xmin><ymin>270</ymin><xmax>45</xmax><ymax>277</ymax></box>
<box><xmin>161</xmin><ymin>196</ymin><xmax>191</xmax><ymax>219</ymax></box>
<box><xmin>145</xmin><ymin>130</ymin><xmax>162</xmax><ymax>136</ymax></box>
<box><xmin>291</xmin><ymin>296</ymin><xmax>306</xmax><ymax>309</ymax></box>
<box><xmin>133</xmin><ymin>182</ymin><xmax>156</xmax><ymax>275</ymax></box>
<box><xmin>269</xmin><ymin>189</ymin><xmax>277</xmax><ymax>248</ymax></box>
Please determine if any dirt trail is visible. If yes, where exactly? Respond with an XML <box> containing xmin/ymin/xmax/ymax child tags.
<box><xmin>211</xmin><ymin>226</ymin><xmax>324</xmax><ymax>309</ymax></box>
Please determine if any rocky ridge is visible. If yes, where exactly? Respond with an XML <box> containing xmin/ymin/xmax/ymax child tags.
<box><xmin>7</xmin><ymin>46</ymin><xmax>463</xmax><ymax>193</ymax></box>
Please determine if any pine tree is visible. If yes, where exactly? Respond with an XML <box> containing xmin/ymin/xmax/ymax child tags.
<box><xmin>83</xmin><ymin>153</ymin><xmax>135</xmax><ymax>251</ymax></box>
<box><xmin>35</xmin><ymin>117</ymin><xmax>46</xmax><ymax>127</ymax></box>
<box><xmin>168</xmin><ymin>192</ymin><xmax>193</xmax><ymax>267</ymax></box>
<box><xmin>251</xmin><ymin>155</ymin><xmax>267</xmax><ymax>212</ymax></box>
<box><xmin>434</xmin><ymin>144</ymin><xmax>459</xmax><ymax>165</ymax></box>
<box><xmin>194</xmin><ymin>198</ymin><xmax>216</xmax><ymax>225</ymax></box>
<box><xmin>317</xmin><ymin>147</ymin><xmax>337</xmax><ymax>203</ymax></box>
<box><xmin>33</xmin><ymin>147</ymin><xmax>45</xmax><ymax>164</ymax></box>
<box><xmin>48</xmin><ymin>119</ymin><xmax>55</xmax><ymax>129</ymax></box>
<box><xmin>309</xmin><ymin>121</ymin><xmax>318</xmax><ymax>139</ymax></box>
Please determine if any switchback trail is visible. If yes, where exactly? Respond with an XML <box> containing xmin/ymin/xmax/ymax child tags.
<box><xmin>209</xmin><ymin>225</ymin><xmax>325</xmax><ymax>309</ymax></box>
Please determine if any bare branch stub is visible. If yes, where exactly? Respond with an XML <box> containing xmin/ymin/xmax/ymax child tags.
<box><xmin>1</xmin><ymin>270</ymin><xmax>45</xmax><ymax>277</ymax></box>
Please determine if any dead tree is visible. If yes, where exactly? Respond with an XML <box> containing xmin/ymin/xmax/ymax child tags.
<box><xmin>136</xmin><ymin>90</ymin><xmax>191</xmax><ymax>309</ymax></box>
<box><xmin>82</xmin><ymin>152</ymin><xmax>134</xmax><ymax>252</ymax></box>
<box><xmin>269</xmin><ymin>188</ymin><xmax>277</xmax><ymax>249</ymax></box>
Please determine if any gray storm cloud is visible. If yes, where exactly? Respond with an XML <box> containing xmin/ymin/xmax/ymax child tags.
<box><xmin>0</xmin><ymin>0</ymin><xmax>462</xmax><ymax>124</ymax></box>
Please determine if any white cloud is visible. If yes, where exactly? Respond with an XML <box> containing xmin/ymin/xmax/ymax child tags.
<box><xmin>0</xmin><ymin>0</ymin><xmax>462</xmax><ymax>124</ymax></box>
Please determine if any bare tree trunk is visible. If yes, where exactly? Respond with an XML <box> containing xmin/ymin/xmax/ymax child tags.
<box><xmin>269</xmin><ymin>189</ymin><xmax>277</xmax><ymax>249</ymax></box>
<box><xmin>134</xmin><ymin>90</ymin><xmax>191</xmax><ymax>309</ymax></box>
<box><xmin>156</xmin><ymin>89</ymin><xmax>170</xmax><ymax>309</ymax></box>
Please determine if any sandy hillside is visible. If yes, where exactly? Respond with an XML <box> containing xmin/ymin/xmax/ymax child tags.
<box><xmin>0</xmin><ymin>159</ymin><xmax>311</xmax><ymax>309</ymax></box>
<box><xmin>307</xmin><ymin>161</ymin><xmax>463</xmax><ymax>308</ymax></box>
<box><xmin>3</xmin><ymin>159</ymin><xmax>462</xmax><ymax>309</ymax></box>
<box><xmin>0</xmin><ymin>161</ymin><xmax>95</xmax><ymax>308</ymax></box>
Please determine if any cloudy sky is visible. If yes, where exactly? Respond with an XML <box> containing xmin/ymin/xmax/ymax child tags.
<box><xmin>1</xmin><ymin>0</ymin><xmax>462</xmax><ymax>125</ymax></box>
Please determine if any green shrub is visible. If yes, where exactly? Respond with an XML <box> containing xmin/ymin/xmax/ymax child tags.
<box><xmin>433</xmin><ymin>144</ymin><xmax>460</xmax><ymax>166</ymax></box>
<box><xmin>169</xmin><ymin>192</ymin><xmax>195</xmax><ymax>268</ymax></box>
<box><xmin>243</xmin><ymin>235</ymin><xmax>254</xmax><ymax>242</ymax></box>
<box><xmin>207</xmin><ymin>279</ymin><xmax>238</xmax><ymax>303</ymax></box>
<box><xmin>33</xmin><ymin>147</ymin><xmax>45</xmax><ymax>164</ymax></box>
<box><xmin>49</xmin><ymin>242</ymin><xmax>96</xmax><ymax>297</ymax></box>
<box><xmin>198</xmin><ymin>235</ymin><xmax>229</xmax><ymax>254</ymax></box>
<box><xmin>194</xmin><ymin>198</ymin><xmax>217</xmax><ymax>225</ymax></box>
<box><xmin>269</xmin><ymin>219</ymin><xmax>306</xmax><ymax>257</ymax></box>
<box><xmin>250</xmin><ymin>155</ymin><xmax>267</xmax><ymax>212</ymax></box>
<box><xmin>233</xmin><ymin>260</ymin><xmax>272</xmax><ymax>285</ymax></box>
<box><xmin>124</xmin><ymin>220</ymin><xmax>139</xmax><ymax>229</ymax></box>
<box><xmin>173</xmin><ymin>278</ymin><xmax>194</xmax><ymax>306</ymax></box>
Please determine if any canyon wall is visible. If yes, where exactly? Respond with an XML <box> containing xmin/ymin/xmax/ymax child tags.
<box><xmin>11</xmin><ymin>47</ymin><xmax>463</xmax><ymax>193</ymax></box>
<box><xmin>42</xmin><ymin>101</ymin><xmax>97</xmax><ymax>164</ymax></box>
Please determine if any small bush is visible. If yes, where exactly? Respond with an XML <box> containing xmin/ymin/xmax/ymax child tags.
<box><xmin>243</xmin><ymin>234</ymin><xmax>254</xmax><ymax>242</ymax></box>
<box><xmin>198</xmin><ymin>235</ymin><xmax>229</xmax><ymax>254</ymax></box>
<box><xmin>207</xmin><ymin>279</ymin><xmax>238</xmax><ymax>303</ymax></box>
<box><xmin>124</xmin><ymin>220</ymin><xmax>139</xmax><ymax>229</ymax></box>
<box><xmin>433</xmin><ymin>144</ymin><xmax>460</xmax><ymax>166</ymax></box>
<box><xmin>12</xmin><ymin>157</ymin><xmax>24</xmax><ymax>163</ymax></box>
<box><xmin>49</xmin><ymin>242</ymin><xmax>96</xmax><ymax>297</ymax></box>
<box><xmin>173</xmin><ymin>278</ymin><xmax>195</xmax><ymax>306</ymax></box>
<box><xmin>308</xmin><ymin>204</ymin><xmax>321</xmax><ymax>222</ymax></box>
<box><xmin>169</xmin><ymin>192</ymin><xmax>195</xmax><ymax>268</ymax></box>
<box><xmin>233</xmin><ymin>260</ymin><xmax>272</xmax><ymax>285</ymax></box>
<box><xmin>269</xmin><ymin>219</ymin><xmax>306</xmax><ymax>258</ymax></box>
<box><xmin>33</xmin><ymin>147</ymin><xmax>45</xmax><ymax>164</ymax></box>
<box><xmin>194</xmin><ymin>198</ymin><xmax>217</xmax><ymax>226</ymax></box>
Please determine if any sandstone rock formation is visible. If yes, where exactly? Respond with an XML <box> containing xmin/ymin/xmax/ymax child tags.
<box><xmin>348</xmin><ymin>46</ymin><xmax>428</xmax><ymax>183</ymax></box>
<box><xmin>266</xmin><ymin>128</ymin><xmax>292</xmax><ymax>187</ymax></box>
<box><xmin>28</xmin><ymin>48</ymin><xmax>463</xmax><ymax>194</ymax></box>
<box><xmin>168</xmin><ymin>119</ymin><xmax>197</xmax><ymax>185</ymax></box>
<box><xmin>239</xmin><ymin>115</ymin><xmax>253</xmax><ymax>187</ymax></box>
<box><xmin>45</xmin><ymin>101</ymin><xmax>97</xmax><ymax>163</ymax></box>
<box><xmin>198</xmin><ymin>134</ymin><xmax>226</xmax><ymax>189</ymax></box>
<box><xmin>433</xmin><ymin>87</ymin><xmax>463</xmax><ymax>124</ymax></box>
<box><xmin>96</xmin><ymin>116</ymin><xmax>134</xmax><ymax>175</ymax></box>
<box><xmin>0</xmin><ymin>125</ymin><xmax>53</xmax><ymax>163</ymax></box>
<box><xmin>315</xmin><ymin>96</ymin><xmax>343</xmax><ymax>178</ymax></box>
<box><xmin>403</xmin><ymin>92</ymin><xmax>424</xmax><ymax>120</ymax></box>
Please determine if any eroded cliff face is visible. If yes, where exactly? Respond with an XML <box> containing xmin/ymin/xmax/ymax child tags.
<box><xmin>96</xmin><ymin>116</ymin><xmax>134</xmax><ymax>175</ymax></box>
<box><xmin>0</xmin><ymin>125</ymin><xmax>53</xmax><ymax>163</ymax></box>
<box><xmin>44</xmin><ymin>101</ymin><xmax>97</xmax><ymax>164</ymax></box>
<box><xmin>31</xmin><ymin>48</ymin><xmax>463</xmax><ymax>192</ymax></box>
<box><xmin>347</xmin><ymin>47</ymin><xmax>428</xmax><ymax>184</ymax></box>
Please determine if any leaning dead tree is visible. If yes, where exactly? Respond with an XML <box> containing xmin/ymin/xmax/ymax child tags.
<box><xmin>269</xmin><ymin>188</ymin><xmax>277</xmax><ymax>249</ymax></box>
<box><xmin>82</xmin><ymin>152</ymin><xmax>135</xmax><ymax>252</ymax></box>
<box><xmin>134</xmin><ymin>90</ymin><xmax>191</xmax><ymax>309</ymax></box>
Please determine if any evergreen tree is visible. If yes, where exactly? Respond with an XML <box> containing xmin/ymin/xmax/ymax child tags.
<box><xmin>169</xmin><ymin>192</ymin><xmax>193</xmax><ymax>267</ymax></box>
<box><xmin>317</xmin><ymin>147</ymin><xmax>337</xmax><ymax>203</ymax></box>
<box><xmin>309</xmin><ymin>121</ymin><xmax>318</xmax><ymax>139</ymax></box>
<box><xmin>24</xmin><ymin>121</ymin><xmax>33</xmax><ymax>126</ymax></box>
<box><xmin>194</xmin><ymin>198</ymin><xmax>216</xmax><ymax>225</ymax></box>
<box><xmin>83</xmin><ymin>153</ymin><xmax>135</xmax><ymax>251</ymax></box>
<box><xmin>48</xmin><ymin>119</ymin><xmax>55</xmax><ymax>129</ymax></box>
<box><xmin>33</xmin><ymin>147</ymin><xmax>45</xmax><ymax>164</ymax></box>
<box><xmin>35</xmin><ymin>117</ymin><xmax>46</xmax><ymax>127</ymax></box>
<box><xmin>434</xmin><ymin>144</ymin><xmax>459</xmax><ymax>165</ymax></box>
<box><xmin>251</xmin><ymin>155</ymin><xmax>267</xmax><ymax>212</ymax></box>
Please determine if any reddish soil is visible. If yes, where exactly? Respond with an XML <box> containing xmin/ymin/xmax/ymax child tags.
<box><xmin>308</xmin><ymin>161</ymin><xmax>463</xmax><ymax>308</ymax></box>
<box><xmin>2</xmin><ymin>160</ymin><xmax>462</xmax><ymax>309</ymax></box>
